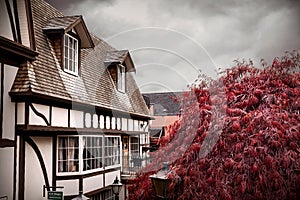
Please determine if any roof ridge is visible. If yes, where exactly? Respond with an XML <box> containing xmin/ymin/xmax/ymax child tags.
<box><xmin>143</xmin><ymin>91</ymin><xmax>186</xmax><ymax>95</ymax></box>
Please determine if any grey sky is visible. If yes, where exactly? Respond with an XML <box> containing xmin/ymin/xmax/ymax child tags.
<box><xmin>3</xmin><ymin>0</ymin><xmax>300</xmax><ymax>93</ymax></box>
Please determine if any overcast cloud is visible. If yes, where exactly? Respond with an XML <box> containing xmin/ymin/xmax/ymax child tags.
<box><xmin>10</xmin><ymin>0</ymin><xmax>300</xmax><ymax>92</ymax></box>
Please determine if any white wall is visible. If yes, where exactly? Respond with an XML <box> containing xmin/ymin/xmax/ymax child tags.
<box><xmin>0</xmin><ymin>148</ymin><xmax>14</xmax><ymax>200</ymax></box>
<box><xmin>17</xmin><ymin>103</ymin><xmax>25</xmax><ymax>124</ymax></box>
<box><xmin>105</xmin><ymin>170</ymin><xmax>120</xmax><ymax>187</ymax></box>
<box><xmin>70</xmin><ymin>110</ymin><xmax>83</xmax><ymax>128</ymax></box>
<box><xmin>99</xmin><ymin>115</ymin><xmax>105</xmax><ymax>129</ymax></box>
<box><xmin>85</xmin><ymin>113</ymin><xmax>91</xmax><ymax>128</ymax></box>
<box><xmin>116</xmin><ymin>118</ymin><xmax>121</xmax><ymax>130</ymax></box>
<box><xmin>25</xmin><ymin>137</ymin><xmax>53</xmax><ymax>200</ymax></box>
<box><xmin>122</xmin><ymin>118</ymin><xmax>128</xmax><ymax>131</ymax></box>
<box><xmin>56</xmin><ymin>180</ymin><xmax>79</xmax><ymax>196</ymax></box>
<box><xmin>83</xmin><ymin>174</ymin><xmax>103</xmax><ymax>194</ymax></box>
<box><xmin>29</xmin><ymin>104</ymin><xmax>50</xmax><ymax>126</ymax></box>
<box><xmin>51</xmin><ymin>107</ymin><xmax>68</xmax><ymax>127</ymax></box>
<box><xmin>134</xmin><ymin>120</ymin><xmax>139</xmax><ymax>131</ymax></box>
<box><xmin>92</xmin><ymin>114</ymin><xmax>98</xmax><ymax>128</ymax></box>
<box><xmin>3</xmin><ymin>65</ymin><xmax>18</xmax><ymax>140</ymax></box>
<box><xmin>105</xmin><ymin>116</ymin><xmax>110</xmax><ymax>129</ymax></box>
<box><xmin>111</xmin><ymin>117</ymin><xmax>116</xmax><ymax>129</ymax></box>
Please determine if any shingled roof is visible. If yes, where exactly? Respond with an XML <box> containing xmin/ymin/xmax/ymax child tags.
<box><xmin>10</xmin><ymin>0</ymin><xmax>150</xmax><ymax>119</ymax></box>
<box><xmin>144</xmin><ymin>92</ymin><xmax>184</xmax><ymax>116</ymax></box>
<box><xmin>105</xmin><ymin>50</ymin><xmax>128</xmax><ymax>63</ymax></box>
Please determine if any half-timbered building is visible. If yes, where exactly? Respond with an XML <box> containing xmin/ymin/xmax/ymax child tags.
<box><xmin>0</xmin><ymin>0</ymin><xmax>150</xmax><ymax>199</ymax></box>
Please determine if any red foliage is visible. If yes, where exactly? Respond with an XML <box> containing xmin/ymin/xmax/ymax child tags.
<box><xmin>129</xmin><ymin>51</ymin><xmax>300</xmax><ymax>200</ymax></box>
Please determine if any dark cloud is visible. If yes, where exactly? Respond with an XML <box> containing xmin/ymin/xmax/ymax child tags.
<box><xmin>45</xmin><ymin>0</ymin><xmax>77</xmax><ymax>10</ymax></box>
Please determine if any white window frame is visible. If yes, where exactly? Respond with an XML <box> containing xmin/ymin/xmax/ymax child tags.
<box><xmin>57</xmin><ymin>136</ymin><xmax>80</xmax><ymax>174</ymax></box>
<box><xmin>104</xmin><ymin>136</ymin><xmax>121</xmax><ymax>169</ymax></box>
<box><xmin>82</xmin><ymin>136</ymin><xmax>103</xmax><ymax>172</ymax></box>
<box><xmin>57</xmin><ymin>135</ymin><xmax>121</xmax><ymax>175</ymax></box>
<box><xmin>117</xmin><ymin>64</ymin><xmax>126</xmax><ymax>93</ymax></box>
<box><xmin>64</xmin><ymin>34</ymin><xmax>78</xmax><ymax>75</ymax></box>
<box><xmin>129</xmin><ymin>136</ymin><xmax>139</xmax><ymax>158</ymax></box>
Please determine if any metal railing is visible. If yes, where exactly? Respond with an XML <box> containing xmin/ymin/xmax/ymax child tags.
<box><xmin>122</xmin><ymin>154</ymin><xmax>151</xmax><ymax>175</ymax></box>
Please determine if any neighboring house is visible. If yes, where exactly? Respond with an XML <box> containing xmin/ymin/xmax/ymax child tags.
<box><xmin>0</xmin><ymin>0</ymin><xmax>150</xmax><ymax>199</ymax></box>
<box><xmin>143</xmin><ymin>92</ymin><xmax>183</xmax><ymax>151</ymax></box>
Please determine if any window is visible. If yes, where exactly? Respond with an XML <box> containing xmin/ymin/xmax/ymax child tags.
<box><xmin>58</xmin><ymin>136</ymin><xmax>79</xmax><ymax>172</ymax></box>
<box><xmin>102</xmin><ymin>189</ymin><xmax>114</xmax><ymax>200</ymax></box>
<box><xmin>57</xmin><ymin>135</ymin><xmax>121</xmax><ymax>173</ymax></box>
<box><xmin>83</xmin><ymin>136</ymin><xmax>103</xmax><ymax>171</ymax></box>
<box><xmin>130</xmin><ymin>136</ymin><xmax>139</xmax><ymax>158</ymax></box>
<box><xmin>104</xmin><ymin>137</ymin><xmax>120</xmax><ymax>167</ymax></box>
<box><xmin>117</xmin><ymin>65</ymin><xmax>126</xmax><ymax>92</ymax></box>
<box><xmin>89</xmin><ymin>189</ymin><xmax>114</xmax><ymax>200</ymax></box>
<box><xmin>64</xmin><ymin>34</ymin><xmax>78</xmax><ymax>75</ymax></box>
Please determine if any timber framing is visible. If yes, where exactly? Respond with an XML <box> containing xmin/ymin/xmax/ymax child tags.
<box><xmin>55</xmin><ymin>167</ymin><xmax>121</xmax><ymax>181</ymax></box>
<box><xmin>10</xmin><ymin>91</ymin><xmax>152</xmax><ymax>120</ymax></box>
<box><xmin>16</xmin><ymin>125</ymin><xmax>145</xmax><ymax>136</ymax></box>
<box><xmin>0</xmin><ymin>138</ymin><xmax>16</xmax><ymax>147</ymax></box>
<box><xmin>25</xmin><ymin>0</ymin><xmax>36</xmax><ymax>50</ymax></box>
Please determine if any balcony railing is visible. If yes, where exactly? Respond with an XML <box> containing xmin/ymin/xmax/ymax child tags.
<box><xmin>122</xmin><ymin>154</ymin><xmax>151</xmax><ymax>175</ymax></box>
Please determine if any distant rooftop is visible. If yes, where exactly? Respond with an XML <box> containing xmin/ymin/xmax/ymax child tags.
<box><xmin>143</xmin><ymin>92</ymin><xmax>184</xmax><ymax>116</ymax></box>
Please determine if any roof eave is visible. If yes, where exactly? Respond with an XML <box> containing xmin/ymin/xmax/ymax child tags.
<box><xmin>0</xmin><ymin>36</ymin><xmax>38</xmax><ymax>65</ymax></box>
<box><xmin>72</xmin><ymin>16</ymin><xmax>94</xmax><ymax>48</ymax></box>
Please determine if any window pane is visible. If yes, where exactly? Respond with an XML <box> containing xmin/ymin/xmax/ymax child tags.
<box><xmin>104</xmin><ymin>137</ymin><xmax>120</xmax><ymax>167</ymax></box>
<box><xmin>63</xmin><ymin>34</ymin><xmax>78</xmax><ymax>74</ymax></box>
<box><xmin>130</xmin><ymin>136</ymin><xmax>139</xmax><ymax>158</ymax></box>
<box><xmin>69</xmin><ymin>47</ymin><xmax>73</xmax><ymax>60</ymax></box>
<box><xmin>83</xmin><ymin>136</ymin><xmax>103</xmax><ymax>171</ymax></box>
<box><xmin>117</xmin><ymin>65</ymin><xmax>126</xmax><ymax>92</ymax></box>
<box><xmin>58</xmin><ymin>136</ymin><xmax>79</xmax><ymax>173</ymax></box>
<box><xmin>64</xmin><ymin>46</ymin><xmax>68</xmax><ymax>58</ymax></box>
<box><xmin>64</xmin><ymin>35</ymin><xmax>68</xmax><ymax>46</ymax></box>
<box><xmin>68</xmin><ymin>36</ymin><xmax>72</xmax><ymax>47</ymax></box>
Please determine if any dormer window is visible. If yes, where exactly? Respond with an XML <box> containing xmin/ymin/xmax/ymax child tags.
<box><xmin>43</xmin><ymin>15</ymin><xmax>94</xmax><ymax>75</ymax></box>
<box><xmin>105</xmin><ymin>50</ymin><xmax>136</xmax><ymax>93</ymax></box>
<box><xmin>64</xmin><ymin>34</ymin><xmax>78</xmax><ymax>75</ymax></box>
<box><xmin>118</xmin><ymin>64</ymin><xmax>126</xmax><ymax>92</ymax></box>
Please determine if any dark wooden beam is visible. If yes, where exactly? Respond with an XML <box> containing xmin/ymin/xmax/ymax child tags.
<box><xmin>18</xmin><ymin>136</ymin><xmax>25</xmax><ymax>200</ymax></box>
<box><xmin>52</xmin><ymin>136</ymin><xmax>57</xmax><ymax>188</ymax></box>
<box><xmin>16</xmin><ymin>125</ymin><xmax>146</xmax><ymax>136</ymax></box>
<box><xmin>24</xmin><ymin>136</ymin><xmax>50</xmax><ymax>191</ymax></box>
<box><xmin>55</xmin><ymin>167</ymin><xmax>121</xmax><ymax>180</ymax></box>
<box><xmin>12</xmin><ymin>0</ymin><xmax>22</xmax><ymax>43</ymax></box>
<box><xmin>0</xmin><ymin>36</ymin><xmax>38</xmax><ymax>66</ymax></box>
<box><xmin>24</xmin><ymin>0</ymin><xmax>36</xmax><ymax>50</ymax></box>
<box><xmin>0</xmin><ymin>139</ymin><xmax>16</xmax><ymax>147</ymax></box>
<box><xmin>10</xmin><ymin>91</ymin><xmax>152</xmax><ymax>120</ymax></box>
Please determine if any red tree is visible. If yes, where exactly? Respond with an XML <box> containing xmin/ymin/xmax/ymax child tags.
<box><xmin>129</xmin><ymin>51</ymin><xmax>300</xmax><ymax>200</ymax></box>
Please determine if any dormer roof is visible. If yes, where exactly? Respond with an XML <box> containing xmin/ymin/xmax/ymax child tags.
<box><xmin>43</xmin><ymin>15</ymin><xmax>94</xmax><ymax>48</ymax></box>
<box><xmin>105</xmin><ymin>50</ymin><xmax>136</xmax><ymax>72</ymax></box>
